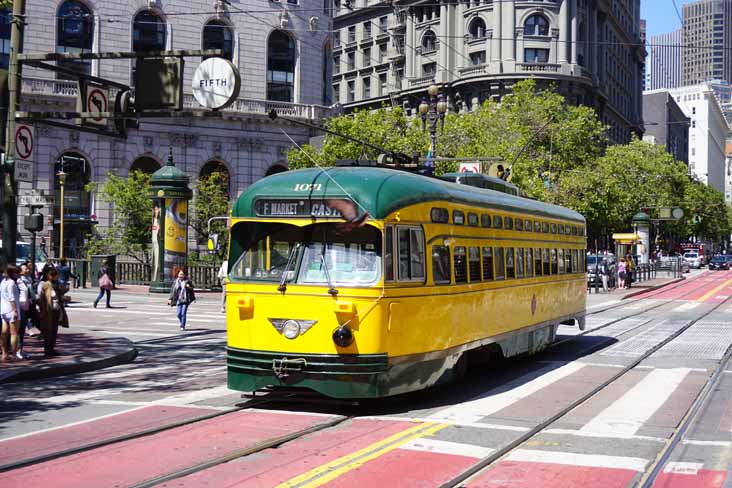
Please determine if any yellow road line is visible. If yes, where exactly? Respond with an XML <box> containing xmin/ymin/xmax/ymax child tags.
<box><xmin>698</xmin><ymin>277</ymin><xmax>732</xmax><ymax>302</ymax></box>
<box><xmin>276</xmin><ymin>421</ymin><xmax>448</xmax><ymax>488</ymax></box>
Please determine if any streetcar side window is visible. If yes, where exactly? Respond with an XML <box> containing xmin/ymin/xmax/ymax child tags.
<box><xmin>468</xmin><ymin>213</ymin><xmax>479</xmax><ymax>227</ymax></box>
<box><xmin>506</xmin><ymin>248</ymin><xmax>515</xmax><ymax>278</ymax></box>
<box><xmin>572</xmin><ymin>250</ymin><xmax>579</xmax><ymax>273</ymax></box>
<box><xmin>551</xmin><ymin>249</ymin><xmax>558</xmax><ymax>274</ymax></box>
<box><xmin>565</xmin><ymin>225</ymin><xmax>572</xmax><ymax>235</ymax></box>
<box><xmin>493</xmin><ymin>215</ymin><xmax>503</xmax><ymax>229</ymax></box>
<box><xmin>432</xmin><ymin>245</ymin><xmax>451</xmax><ymax>284</ymax></box>
<box><xmin>542</xmin><ymin>248</ymin><xmax>550</xmax><ymax>275</ymax></box>
<box><xmin>542</xmin><ymin>222</ymin><xmax>549</xmax><ymax>233</ymax></box>
<box><xmin>481</xmin><ymin>214</ymin><xmax>491</xmax><ymax>228</ymax></box>
<box><xmin>534</xmin><ymin>247</ymin><xmax>542</xmax><ymax>276</ymax></box>
<box><xmin>385</xmin><ymin>226</ymin><xmax>394</xmax><ymax>281</ymax></box>
<box><xmin>526</xmin><ymin>248</ymin><xmax>534</xmax><ymax>277</ymax></box>
<box><xmin>397</xmin><ymin>227</ymin><xmax>425</xmax><ymax>281</ymax></box>
<box><xmin>550</xmin><ymin>223</ymin><xmax>557</xmax><ymax>234</ymax></box>
<box><xmin>453</xmin><ymin>210</ymin><xmax>465</xmax><ymax>225</ymax></box>
<box><xmin>494</xmin><ymin>247</ymin><xmax>505</xmax><ymax>280</ymax></box>
<box><xmin>525</xmin><ymin>219</ymin><xmax>532</xmax><ymax>232</ymax></box>
<box><xmin>565</xmin><ymin>249</ymin><xmax>572</xmax><ymax>273</ymax></box>
<box><xmin>454</xmin><ymin>246</ymin><xmax>467</xmax><ymax>283</ymax></box>
<box><xmin>468</xmin><ymin>247</ymin><xmax>481</xmax><ymax>282</ymax></box>
<box><xmin>482</xmin><ymin>247</ymin><xmax>493</xmax><ymax>280</ymax></box>
<box><xmin>431</xmin><ymin>207</ymin><xmax>449</xmax><ymax>223</ymax></box>
<box><xmin>534</xmin><ymin>221</ymin><xmax>541</xmax><ymax>232</ymax></box>
<box><xmin>572</xmin><ymin>226</ymin><xmax>578</xmax><ymax>236</ymax></box>
<box><xmin>505</xmin><ymin>218</ymin><xmax>514</xmax><ymax>230</ymax></box>
<box><xmin>516</xmin><ymin>248</ymin><xmax>524</xmax><ymax>278</ymax></box>
<box><xmin>558</xmin><ymin>249</ymin><xmax>565</xmax><ymax>274</ymax></box>
<box><xmin>515</xmin><ymin>219</ymin><xmax>523</xmax><ymax>231</ymax></box>
<box><xmin>558</xmin><ymin>225</ymin><xmax>564</xmax><ymax>235</ymax></box>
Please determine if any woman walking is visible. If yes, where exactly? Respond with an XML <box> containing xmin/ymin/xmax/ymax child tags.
<box><xmin>94</xmin><ymin>259</ymin><xmax>113</xmax><ymax>308</ymax></box>
<box><xmin>1</xmin><ymin>265</ymin><xmax>20</xmax><ymax>361</ymax></box>
<box><xmin>617</xmin><ymin>258</ymin><xmax>627</xmax><ymax>290</ymax></box>
<box><xmin>15</xmin><ymin>264</ymin><xmax>35</xmax><ymax>360</ymax></box>
<box><xmin>168</xmin><ymin>270</ymin><xmax>195</xmax><ymax>331</ymax></box>
<box><xmin>39</xmin><ymin>267</ymin><xmax>64</xmax><ymax>357</ymax></box>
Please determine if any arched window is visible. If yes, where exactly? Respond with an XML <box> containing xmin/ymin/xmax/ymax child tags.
<box><xmin>468</xmin><ymin>18</ymin><xmax>486</xmax><ymax>40</ymax></box>
<box><xmin>130</xmin><ymin>156</ymin><xmax>161</xmax><ymax>174</ymax></box>
<box><xmin>199</xmin><ymin>160</ymin><xmax>230</xmax><ymax>195</ymax></box>
<box><xmin>202</xmin><ymin>20</ymin><xmax>234</xmax><ymax>61</ymax></box>
<box><xmin>57</xmin><ymin>1</ymin><xmax>94</xmax><ymax>79</ymax></box>
<box><xmin>265</xmin><ymin>164</ymin><xmax>288</xmax><ymax>176</ymax></box>
<box><xmin>422</xmin><ymin>30</ymin><xmax>437</xmax><ymax>53</ymax></box>
<box><xmin>54</xmin><ymin>152</ymin><xmax>92</xmax><ymax>259</ymax></box>
<box><xmin>267</xmin><ymin>30</ymin><xmax>296</xmax><ymax>102</ymax></box>
<box><xmin>133</xmin><ymin>10</ymin><xmax>166</xmax><ymax>53</ymax></box>
<box><xmin>524</xmin><ymin>14</ymin><xmax>549</xmax><ymax>36</ymax></box>
<box><xmin>0</xmin><ymin>9</ymin><xmax>10</xmax><ymax>70</ymax></box>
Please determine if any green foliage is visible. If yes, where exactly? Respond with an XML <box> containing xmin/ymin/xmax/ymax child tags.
<box><xmin>84</xmin><ymin>171</ymin><xmax>152</xmax><ymax>263</ymax></box>
<box><xmin>191</xmin><ymin>171</ymin><xmax>231</xmax><ymax>259</ymax></box>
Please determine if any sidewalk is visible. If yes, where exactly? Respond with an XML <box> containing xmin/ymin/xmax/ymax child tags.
<box><xmin>0</xmin><ymin>330</ymin><xmax>138</xmax><ymax>384</ymax></box>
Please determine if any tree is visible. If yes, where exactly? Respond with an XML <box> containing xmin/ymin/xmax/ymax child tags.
<box><xmin>190</xmin><ymin>171</ymin><xmax>230</xmax><ymax>260</ymax></box>
<box><xmin>84</xmin><ymin>171</ymin><xmax>152</xmax><ymax>263</ymax></box>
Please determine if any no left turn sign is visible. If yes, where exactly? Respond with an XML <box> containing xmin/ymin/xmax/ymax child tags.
<box><xmin>86</xmin><ymin>87</ymin><xmax>108</xmax><ymax>126</ymax></box>
<box><xmin>15</xmin><ymin>125</ymin><xmax>33</xmax><ymax>161</ymax></box>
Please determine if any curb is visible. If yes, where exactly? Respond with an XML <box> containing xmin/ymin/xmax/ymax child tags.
<box><xmin>0</xmin><ymin>342</ymin><xmax>138</xmax><ymax>385</ymax></box>
<box><xmin>621</xmin><ymin>276</ymin><xmax>686</xmax><ymax>300</ymax></box>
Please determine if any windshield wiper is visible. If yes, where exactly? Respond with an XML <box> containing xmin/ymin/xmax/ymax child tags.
<box><xmin>277</xmin><ymin>243</ymin><xmax>300</xmax><ymax>293</ymax></box>
<box><xmin>320</xmin><ymin>250</ymin><xmax>339</xmax><ymax>296</ymax></box>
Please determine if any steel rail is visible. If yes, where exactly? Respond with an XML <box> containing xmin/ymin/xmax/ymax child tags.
<box><xmin>439</xmin><ymin>284</ymin><xmax>732</xmax><ymax>488</ymax></box>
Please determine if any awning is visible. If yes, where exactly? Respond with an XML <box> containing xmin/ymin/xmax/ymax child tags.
<box><xmin>612</xmin><ymin>233</ymin><xmax>640</xmax><ymax>244</ymax></box>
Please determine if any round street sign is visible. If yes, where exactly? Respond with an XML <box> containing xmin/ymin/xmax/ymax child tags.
<box><xmin>192</xmin><ymin>58</ymin><xmax>241</xmax><ymax>110</ymax></box>
<box><xmin>672</xmin><ymin>207</ymin><xmax>684</xmax><ymax>220</ymax></box>
<box><xmin>15</xmin><ymin>125</ymin><xmax>33</xmax><ymax>160</ymax></box>
<box><xmin>87</xmin><ymin>87</ymin><xmax>108</xmax><ymax>123</ymax></box>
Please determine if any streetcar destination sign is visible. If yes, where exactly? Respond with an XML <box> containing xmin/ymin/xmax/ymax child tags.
<box><xmin>255</xmin><ymin>199</ymin><xmax>354</xmax><ymax>218</ymax></box>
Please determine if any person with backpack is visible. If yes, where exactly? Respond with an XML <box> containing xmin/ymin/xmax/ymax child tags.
<box><xmin>168</xmin><ymin>270</ymin><xmax>195</xmax><ymax>331</ymax></box>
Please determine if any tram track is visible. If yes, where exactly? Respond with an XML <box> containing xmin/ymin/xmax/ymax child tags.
<box><xmin>438</xmin><ymin>276</ymin><xmax>732</xmax><ymax>487</ymax></box>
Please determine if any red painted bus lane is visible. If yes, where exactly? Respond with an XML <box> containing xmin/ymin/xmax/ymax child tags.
<box><xmin>0</xmin><ymin>405</ymin><xmax>219</xmax><ymax>468</ymax></box>
<box><xmin>0</xmin><ymin>410</ymin><xmax>336</xmax><ymax>488</ymax></box>
<box><xmin>652</xmin><ymin>468</ymin><xmax>728</xmax><ymax>488</ymax></box>
<box><xmin>465</xmin><ymin>460</ymin><xmax>641</xmax><ymax>488</ymax></box>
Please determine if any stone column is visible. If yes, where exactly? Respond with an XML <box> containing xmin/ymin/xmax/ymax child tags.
<box><xmin>502</xmin><ymin>0</ymin><xmax>516</xmax><ymax>62</ymax></box>
<box><xmin>406</xmin><ymin>9</ymin><xmax>416</xmax><ymax>81</ymax></box>
<box><xmin>438</xmin><ymin>2</ymin><xmax>449</xmax><ymax>82</ymax></box>
<box><xmin>558</xmin><ymin>0</ymin><xmax>569</xmax><ymax>64</ymax></box>
<box><xmin>491</xmin><ymin>0</ymin><xmax>502</xmax><ymax>63</ymax></box>
<box><xmin>570</xmin><ymin>0</ymin><xmax>578</xmax><ymax>65</ymax></box>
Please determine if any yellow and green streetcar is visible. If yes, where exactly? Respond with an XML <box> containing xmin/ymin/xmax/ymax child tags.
<box><xmin>225</xmin><ymin>165</ymin><xmax>587</xmax><ymax>398</ymax></box>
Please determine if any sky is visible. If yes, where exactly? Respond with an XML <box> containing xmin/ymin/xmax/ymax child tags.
<box><xmin>641</xmin><ymin>0</ymin><xmax>694</xmax><ymax>39</ymax></box>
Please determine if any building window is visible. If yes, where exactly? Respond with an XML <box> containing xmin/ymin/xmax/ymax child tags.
<box><xmin>348</xmin><ymin>25</ymin><xmax>356</xmax><ymax>43</ymax></box>
<box><xmin>524</xmin><ymin>48</ymin><xmax>549</xmax><ymax>63</ymax></box>
<box><xmin>363</xmin><ymin>21</ymin><xmax>371</xmax><ymax>39</ymax></box>
<box><xmin>470</xmin><ymin>51</ymin><xmax>486</xmax><ymax>66</ymax></box>
<box><xmin>333</xmin><ymin>83</ymin><xmax>340</xmax><ymax>103</ymax></box>
<box><xmin>347</xmin><ymin>80</ymin><xmax>354</xmax><ymax>102</ymax></box>
<box><xmin>379</xmin><ymin>16</ymin><xmax>388</xmax><ymax>34</ymax></box>
<box><xmin>267</xmin><ymin>30</ymin><xmax>296</xmax><ymax>102</ymax></box>
<box><xmin>133</xmin><ymin>10</ymin><xmax>166</xmax><ymax>53</ymax></box>
<box><xmin>347</xmin><ymin>51</ymin><xmax>355</xmax><ymax>70</ymax></box>
<box><xmin>54</xmin><ymin>152</ymin><xmax>92</xmax><ymax>259</ymax></box>
<box><xmin>422</xmin><ymin>62</ymin><xmax>436</xmax><ymax>77</ymax></box>
<box><xmin>202</xmin><ymin>20</ymin><xmax>234</xmax><ymax>61</ymax></box>
<box><xmin>524</xmin><ymin>14</ymin><xmax>549</xmax><ymax>36</ymax></box>
<box><xmin>379</xmin><ymin>73</ymin><xmax>387</xmax><ymax>95</ymax></box>
<box><xmin>0</xmin><ymin>9</ymin><xmax>10</xmax><ymax>70</ymax></box>
<box><xmin>468</xmin><ymin>17</ymin><xmax>486</xmax><ymax>40</ymax></box>
<box><xmin>57</xmin><ymin>1</ymin><xmax>94</xmax><ymax>79</ymax></box>
<box><xmin>378</xmin><ymin>43</ymin><xmax>387</xmax><ymax>63</ymax></box>
<box><xmin>692</xmin><ymin>106</ymin><xmax>696</xmax><ymax>114</ymax></box>
<box><xmin>333</xmin><ymin>30</ymin><xmax>341</xmax><ymax>48</ymax></box>
<box><xmin>363</xmin><ymin>77</ymin><xmax>371</xmax><ymax>98</ymax></box>
<box><xmin>363</xmin><ymin>47</ymin><xmax>371</xmax><ymax>66</ymax></box>
<box><xmin>422</xmin><ymin>30</ymin><xmax>437</xmax><ymax>53</ymax></box>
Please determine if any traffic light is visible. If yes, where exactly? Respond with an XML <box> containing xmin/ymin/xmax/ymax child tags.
<box><xmin>24</xmin><ymin>213</ymin><xmax>43</xmax><ymax>232</ymax></box>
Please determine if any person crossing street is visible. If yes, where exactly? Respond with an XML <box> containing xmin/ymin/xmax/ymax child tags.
<box><xmin>168</xmin><ymin>270</ymin><xmax>195</xmax><ymax>331</ymax></box>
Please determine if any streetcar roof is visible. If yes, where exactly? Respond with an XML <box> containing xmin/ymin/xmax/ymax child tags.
<box><xmin>232</xmin><ymin>167</ymin><xmax>585</xmax><ymax>223</ymax></box>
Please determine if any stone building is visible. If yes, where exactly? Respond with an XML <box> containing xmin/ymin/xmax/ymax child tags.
<box><xmin>641</xmin><ymin>90</ymin><xmax>690</xmax><ymax>164</ymax></box>
<box><xmin>4</xmin><ymin>0</ymin><xmax>331</xmax><ymax>257</ymax></box>
<box><xmin>331</xmin><ymin>0</ymin><xmax>645</xmax><ymax>144</ymax></box>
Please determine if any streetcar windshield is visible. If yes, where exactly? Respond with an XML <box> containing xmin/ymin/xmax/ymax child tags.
<box><xmin>229</xmin><ymin>222</ymin><xmax>382</xmax><ymax>286</ymax></box>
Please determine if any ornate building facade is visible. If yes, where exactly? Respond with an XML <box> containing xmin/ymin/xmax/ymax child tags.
<box><xmin>332</xmin><ymin>0</ymin><xmax>645</xmax><ymax>144</ymax></box>
<box><xmin>6</xmin><ymin>0</ymin><xmax>332</xmax><ymax>257</ymax></box>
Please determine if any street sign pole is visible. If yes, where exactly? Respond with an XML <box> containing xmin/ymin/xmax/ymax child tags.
<box><xmin>1</xmin><ymin>0</ymin><xmax>24</xmax><ymax>268</ymax></box>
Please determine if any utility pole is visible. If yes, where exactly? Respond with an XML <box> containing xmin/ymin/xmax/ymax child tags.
<box><xmin>1</xmin><ymin>0</ymin><xmax>24</xmax><ymax>267</ymax></box>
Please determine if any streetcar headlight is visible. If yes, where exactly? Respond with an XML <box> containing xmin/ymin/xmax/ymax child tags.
<box><xmin>332</xmin><ymin>325</ymin><xmax>354</xmax><ymax>347</ymax></box>
<box><xmin>282</xmin><ymin>320</ymin><xmax>301</xmax><ymax>340</ymax></box>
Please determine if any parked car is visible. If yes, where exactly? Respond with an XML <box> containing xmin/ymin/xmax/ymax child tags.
<box><xmin>708</xmin><ymin>255</ymin><xmax>730</xmax><ymax>270</ymax></box>
<box><xmin>681</xmin><ymin>258</ymin><xmax>691</xmax><ymax>273</ymax></box>
<box><xmin>683</xmin><ymin>251</ymin><xmax>704</xmax><ymax>269</ymax></box>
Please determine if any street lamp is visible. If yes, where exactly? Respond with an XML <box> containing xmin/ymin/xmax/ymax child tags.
<box><xmin>419</xmin><ymin>84</ymin><xmax>448</xmax><ymax>167</ymax></box>
<box><xmin>56</xmin><ymin>170</ymin><xmax>66</xmax><ymax>260</ymax></box>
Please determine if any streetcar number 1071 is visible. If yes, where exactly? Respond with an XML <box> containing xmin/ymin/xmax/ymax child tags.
<box><xmin>293</xmin><ymin>184</ymin><xmax>322</xmax><ymax>191</ymax></box>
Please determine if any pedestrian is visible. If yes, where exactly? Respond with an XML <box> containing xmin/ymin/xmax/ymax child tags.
<box><xmin>218</xmin><ymin>260</ymin><xmax>228</xmax><ymax>314</ymax></box>
<box><xmin>618</xmin><ymin>258</ymin><xmax>627</xmax><ymax>289</ymax></box>
<box><xmin>57</xmin><ymin>258</ymin><xmax>78</xmax><ymax>292</ymax></box>
<box><xmin>38</xmin><ymin>267</ymin><xmax>66</xmax><ymax>357</ymax></box>
<box><xmin>15</xmin><ymin>264</ymin><xmax>35</xmax><ymax>360</ymax></box>
<box><xmin>0</xmin><ymin>265</ymin><xmax>21</xmax><ymax>362</ymax></box>
<box><xmin>600</xmin><ymin>258</ymin><xmax>610</xmax><ymax>293</ymax></box>
<box><xmin>93</xmin><ymin>259</ymin><xmax>113</xmax><ymax>308</ymax></box>
<box><xmin>625</xmin><ymin>254</ymin><xmax>635</xmax><ymax>289</ymax></box>
<box><xmin>168</xmin><ymin>270</ymin><xmax>195</xmax><ymax>331</ymax></box>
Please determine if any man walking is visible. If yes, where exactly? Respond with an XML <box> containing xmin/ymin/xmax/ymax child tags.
<box><xmin>600</xmin><ymin>258</ymin><xmax>610</xmax><ymax>293</ymax></box>
<box><xmin>218</xmin><ymin>260</ymin><xmax>228</xmax><ymax>314</ymax></box>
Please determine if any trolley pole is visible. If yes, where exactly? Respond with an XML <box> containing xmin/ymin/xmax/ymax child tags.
<box><xmin>1</xmin><ymin>0</ymin><xmax>25</xmax><ymax>268</ymax></box>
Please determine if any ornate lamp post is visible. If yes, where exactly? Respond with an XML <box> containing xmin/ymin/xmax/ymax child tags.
<box><xmin>56</xmin><ymin>170</ymin><xmax>67</xmax><ymax>259</ymax></box>
<box><xmin>418</xmin><ymin>84</ymin><xmax>448</xmax><ymax>167</ymax></box>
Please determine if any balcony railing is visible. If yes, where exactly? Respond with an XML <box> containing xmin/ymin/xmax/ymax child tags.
<box><xmin>459</xmin><ymin>64</ymin><xmax>489</xmax><ymax>76</ymax></box>
<box><xmin>21</xmin><ymin>77</ymin><xmax>329</xmax><ymax>121</ymax></box>
<box><xmin>409</xmin><ymin>75</ymin><xmax>434</xmax><ymax>87</ymax></box>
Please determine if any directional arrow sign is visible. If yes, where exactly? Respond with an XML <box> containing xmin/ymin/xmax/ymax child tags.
<box><xmin>86</xmin><ymin>87</ymin><xmax>108</xmax><ymax>126</ymax></box>
<box><xmin>14</xmin><ymin>124</ymin><xmax>34</xmax><ymax>183</ymax></box>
